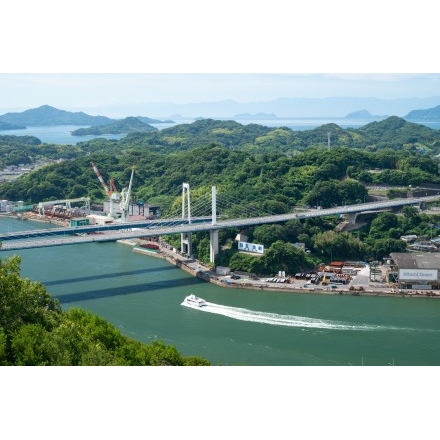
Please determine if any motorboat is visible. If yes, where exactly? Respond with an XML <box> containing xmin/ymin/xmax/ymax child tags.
<box><xmin>182</xmin><ymin>294</ymin><xmax>207</xmax><ymax>308</ymax></box>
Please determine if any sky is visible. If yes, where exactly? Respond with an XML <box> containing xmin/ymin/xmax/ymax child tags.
<box><xmin>1</xmin><ymin>73</ymin><xmax>440</xmax><ymax>115</ymax></box>
<box><xmin>2</xmin><ymin>2</ymin><xmax>439</xmax><ymax>115</ymax></box>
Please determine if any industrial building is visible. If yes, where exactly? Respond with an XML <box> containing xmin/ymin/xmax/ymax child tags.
<box><xmin>388</xmin><ymin>252</ymin><xmax>440</xmax><ymax>290</ymax></box>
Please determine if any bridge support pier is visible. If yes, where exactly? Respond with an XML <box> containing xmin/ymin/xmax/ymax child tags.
<box><xmin>210</xmin><ymin>230</ymin><xmax>219</xmax><ymax>263</ymax></box>
<box><xmin>347</xmin><ymin>212</ymin><xmax>358</xmax><ymax>224</ymax></box>
<box><xmin>209</xmin><ymin>186</ymin><xmax>219</xmax><ymax>263</ymax></box>
<box><xmin>181</xmin><ymin>232</ymin><xmax>193</xmax><ymax>257</ymax></box>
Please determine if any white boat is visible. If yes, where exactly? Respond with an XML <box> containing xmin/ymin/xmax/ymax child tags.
<box><xmin>182</xmin><ymin>294</ymin><xmax>207</xmax><ymax>308</ymax></box>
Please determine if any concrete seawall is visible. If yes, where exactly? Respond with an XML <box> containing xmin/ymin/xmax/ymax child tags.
<box><xmin>119</xmin><ymin>240</ymin><xmax>440</xmax><ymax>299</ymax></box>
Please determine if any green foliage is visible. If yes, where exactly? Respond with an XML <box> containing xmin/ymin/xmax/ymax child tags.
<box><xmin>228</xmin><ymin>252</ymin><xmax>266</xmax><ymax>274</ymax></box>
<box><xmin>3</xmin><ymin>117</ymin><xmax>440</xmax><ymax>277</ymax></box>
<box><xmin>369</xmin><ymin>238</ymin><xmax>407</xmax><ymax>260</ymax></box>
<box><xmin>0</xmin><ymin>255</ymin><xmax>62</xmax><ymax>335</ymax></box>
<box><xmin>369</xmin><ymin>212</ymin><xmax>400</xmax><ymax>239</ymax></box>
<box><xmin>0</xmin><ymin>256</ymin><xmax>210</xmax><ymax>366</ymax></box>
<box><xmin>263</xmin><ymin>241</ymin><xmax>313</xmax><ymax>274</ymax></box>
<box><xmin>2</xmin><ymin>118</ymin><xmax>440</xmax><ymax>214</ymax></box>
<box><xmin>226</xmin><ymin>239</ymin><xmax>313</xmax><ymax>276</ymax></box>
<box><xmin>71</xmin><ymin>117</ymin><xmax>157</xmax><ymax>136</ymax></box>
<box><xmin>252</xmin><ymin>224</ymin><xmax>287</xmax><ymax>247</ymax></box>
<box><xmin>312</xmin><ymin>230</ymin><xmax>372</xmax><ymax>261</ymax></box>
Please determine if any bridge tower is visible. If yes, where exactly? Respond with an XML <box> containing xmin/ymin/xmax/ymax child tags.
<box><xmin>181</xmin><ymin>183</ymin><xmax>192</xmax><ymax>257</ymax></box>
<box><xmin>210</xmin><ymin>186</ymin><xmax>219</xmax><ymax>263</ymax></box>
<box><xmin>119</xmin><ymin>166</ymin><xmax>135</xmax><ymax>223</ymax></box>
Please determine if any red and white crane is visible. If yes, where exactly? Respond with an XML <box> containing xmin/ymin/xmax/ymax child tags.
<box><xmin>90</xmin><ymin>161</ymin><xmax>120</xmax><ymax>218</ymax></box>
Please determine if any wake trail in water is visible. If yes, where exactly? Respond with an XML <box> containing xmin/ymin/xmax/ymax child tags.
<box><xmin>182</xmin><ymin>301</ymin><xmax>406</xmax><ymax>331</ymax></box>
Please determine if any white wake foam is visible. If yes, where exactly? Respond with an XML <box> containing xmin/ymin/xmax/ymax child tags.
<box><xmin>182</xmin><ymin>301</ymin><xmax>401</xmax><ymax>331</ymax></box>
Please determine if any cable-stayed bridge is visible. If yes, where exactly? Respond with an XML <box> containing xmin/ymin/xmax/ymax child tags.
<box><xmin>1</xmin><ymin>186</ymin><xmax>439</xmax><ymax>260</ymax></box>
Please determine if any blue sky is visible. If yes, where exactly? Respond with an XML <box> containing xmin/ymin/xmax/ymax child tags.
<box><xmin>1</xmin><ymin>73</ymin><xmax>440</xmax><ymax>114</ymax></box>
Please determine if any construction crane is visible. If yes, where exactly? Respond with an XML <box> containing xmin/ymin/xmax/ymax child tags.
<box><xmin>119</xmin><ymin>166</ymin><xmax>135</xmax><ymax>223</ymax></box>
<box><xmin>90</xmin><ymin>161</ymin><xmax>120</xmax><ymax>219</ymax></box>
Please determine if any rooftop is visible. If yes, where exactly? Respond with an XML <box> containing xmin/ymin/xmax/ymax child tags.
<box><xmin>390</xmin><ymin>252</ymin><xmax>440</xmax><ymax>269</ymax></box>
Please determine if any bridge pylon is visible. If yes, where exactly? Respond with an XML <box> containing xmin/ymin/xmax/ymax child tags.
<box><xmin>210</xmin><ymin>186</ymin><xmax>219</xmax><ymax>263</ymax></box>
<box><xmin>181</xmin><ymin>183</ymin><xmax>192</xmax><ymax>257</ymax></box>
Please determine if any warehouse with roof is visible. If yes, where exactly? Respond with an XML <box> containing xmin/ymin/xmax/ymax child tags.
<box><xmin>388</xmin><ymin>252</ymin><xmax>440</xmax><ymax>290</ymax></box>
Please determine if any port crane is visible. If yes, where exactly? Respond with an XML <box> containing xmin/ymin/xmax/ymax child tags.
<box><xmin>119</xmin><ymin>166</ymin><xmax>135</xmax><ymax>222</ymax></box>
<box><xmin>90</xmin><ymin>161</ymin><xmax>120</xmax><ymax>219</ymax></box>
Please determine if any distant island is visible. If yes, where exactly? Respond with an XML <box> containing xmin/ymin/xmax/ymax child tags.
<box><xmin>345</xmin><ymin>109</ymin><xmax>387</xmax><ymax>120</ymax></box>
<box><xmin>3</xmin><ymin>103</ymin><xmax>440</xmax><ymax>134</ymax></box>
<box><xmin>405</xmin><ymin>104</ymin><xmax>440</xmax><ymax>121</ymax></box>
<box><xmin>0</xmin><ymin>105</ymin><xmax>114</xmax><ymax>126</ymax></box>
<box><xmin>233</xmin><ymin>112</ymin><xmax>278</xmax><ymax>119</ymax></box>
<box><xmin>0</xmin><ymin>121</ymin><xmax>26</xmax><ymax>131</ymax></box>
<box><xmin>70</xmin><ymin>116</ymin><xmax>158</xmax><ymax>136</ymax></box>
<box><xmin>136</xmin><ymin>116</ymin><xmax>174</xmax><ymax>124</ymax></box>
<box><xmin>0</xmin><ymin>105</ymin><xmax>172</xmax><ymax>129</ymax></box>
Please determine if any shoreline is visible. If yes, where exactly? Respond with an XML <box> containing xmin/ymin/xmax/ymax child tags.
<box><xmin>120</xmin><ymin>239</ymin><xmax>440</xmax><ymax>299</ymax></box>
<box><xmin>3</xmin><ymin>212</ymin><xmax>437</xmax><ymax>300</ymax></box>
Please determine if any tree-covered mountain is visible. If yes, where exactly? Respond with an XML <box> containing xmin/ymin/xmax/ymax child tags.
<box><xmin>354</xmin><ymin>116</ymin><xmax>440</xmax><ymax>151</ymax></box>
<box><xmin>405</xmin><ymin>104</ymin><xmax>440</xmax><ymax>121</ymax></box>
<box><xmin>0</xmin><ymin>105</ymin><xmax>115</xmax><ymax>126</ymax></box>
<box><xmin>2</xmin><ymin>116</ymin><xmax>439</xmax><ymax>171</ymax></box>
<box><xmin>107</xmin><ymin>116</ymin><xmax>440</xmax><ymax>155</ymax></box>
<box><xmin>114</xmin><ymin>119</ymin><xmax>274</xmax><ymax>154</ymax></box>
<box><xmin>2</xmin><ymin>116</ymin><xmax>440</xmax><ymax>275</ymax></box>
<box><xmin>70</xmin><ymin>117</ymin><xmax>157</xmax><ymax>136</ymax></box>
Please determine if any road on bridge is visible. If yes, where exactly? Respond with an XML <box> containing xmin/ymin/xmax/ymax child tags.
<box><xmin>1</xmin><ymin>195</ymin><xmax>438</xmax><ymax>251</ymax></box>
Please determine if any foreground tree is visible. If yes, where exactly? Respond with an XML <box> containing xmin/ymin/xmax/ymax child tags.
<box><xmin>0</xmin><ymin>255</ymin><xmax>210</xmax><ymax>366</ymax></box>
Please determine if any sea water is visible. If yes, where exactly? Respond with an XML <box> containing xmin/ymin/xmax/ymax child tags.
<box><xmin>1</xmin><ymin>217</ymin><xmax>440</xmax><ymax>366</ymax></box>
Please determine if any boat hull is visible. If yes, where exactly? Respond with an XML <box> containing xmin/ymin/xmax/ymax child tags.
<box><xmin>182</xmin><ymin>294</ymin><xmax>207</xmax><ymax>308</ymax></box>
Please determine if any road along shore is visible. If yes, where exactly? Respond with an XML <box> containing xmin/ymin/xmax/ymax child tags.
<box><xmin>119</xmin><ymin>239</ymin><xmax>440</xmax><ymax>299</ymax></box>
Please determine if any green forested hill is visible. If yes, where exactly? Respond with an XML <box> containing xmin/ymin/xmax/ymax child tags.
<box><xmin>2</xmin><ymin>117</ymin><xmax>440</xmax><ymax>282</ymax></box>
<box><xmin>0</xmin><ymin>134</ymin><xmax>41</xmax><ymax>146</ymax></box>
<box><xmin>0</xmin><ymin>117</ymin><xmax>440</xmax><ymax>209</ymax></box>
<box><xmin>2</xmin><ymin>142</ymin><xmax>439</xmax><ymax>213</ymax></box>
<box><xmin>117</xmin><ymin>119</ymin><xmax>274</xmax><ymax>153</ymax></box>
<box><xmin>2</xmin><ymin>116</ymin><xmax>440</xmax><ymax>212</ymax></box>
<box><xmin>71</xmin><ymin>116</ymin><xmax>157</xmax><ymax>136</ymax></box>
<box><xmin>74</xmin><ymin>116</ymin><xmax>440</xmax><ymax>156</ymax></box>
<box><xmin>355</xmin><ymin>116</ymin><xmax>440</xmax><ymax>151</ymax></box>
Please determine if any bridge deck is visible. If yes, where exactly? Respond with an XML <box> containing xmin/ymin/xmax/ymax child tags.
<box><xmin>0</xmin><ymin>196</ymin><xmax>436</xmax><ymax>251</ymax></box>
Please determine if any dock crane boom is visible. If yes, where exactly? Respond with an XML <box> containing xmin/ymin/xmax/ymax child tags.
<box><xmin>90</xmin><ymin>161</ymin><xmax>120</xmax><ymax>218</ymax></box>
<box><xmin>90</xmin><ymin>161</ymin><xmax>118</xmax><ymax>197</ymax></box>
